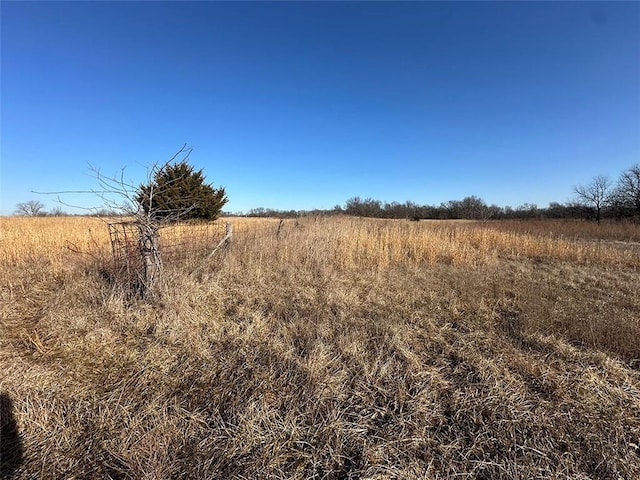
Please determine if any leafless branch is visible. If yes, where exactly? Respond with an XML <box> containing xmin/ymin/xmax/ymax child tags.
<box><xmin>573</xmin><ymin>175</ymin><xmax>611</xmax><ymax>224</ymax></box>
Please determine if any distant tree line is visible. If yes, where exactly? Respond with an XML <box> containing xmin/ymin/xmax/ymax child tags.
<box><xmin>572</xmin><ymin>164</ymin><xmax>640</xmax><ymax>224</ymax></box>
<box><xmin>342</xmin><ymin>196</ymin><xmax>546</xmax><ymax>220</ymax></box>
<box><xmin>241</xmin><ymin>164</ymin><xmax>640</xmax><ymax>222</ymax></box>
<box><xmin>237</xmin><ymin>197</ymin><xmax>585</xmax><ymax>221</ymax></box>
<box><xmin>12</xmin><ymin>199</ymin><xmax>124</xmax><ymax>217</ymax></box>
<box><xmin>13</xmin><ymin>200</ymin><xmax>70</xmax><ymax>217</ymax></box>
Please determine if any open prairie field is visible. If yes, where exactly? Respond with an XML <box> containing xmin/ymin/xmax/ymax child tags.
<box><xmin>1</xmin><ymin>216</ymin><xmax>639</xmax><ymax>479</ymax></box>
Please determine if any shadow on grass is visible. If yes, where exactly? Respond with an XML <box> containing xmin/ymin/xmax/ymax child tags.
<box><xmin>1</xmin><ymin>392</ymin><xmax>24</xmax><ymax>478</ymax></box>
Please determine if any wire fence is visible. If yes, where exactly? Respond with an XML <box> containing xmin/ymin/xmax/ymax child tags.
<box><xmin>108</xmin><ymin>218</ymin><xmax>295</xmax><ymax>284</ymax></box>
<box><xmin>159</xmin><ymin>221</ymin><xmax>228</xmax><ymax>262</ymax></box>
<box><xmin>107</xmin><ymin>221</ymin><xmax>144</xmax><ymax>279</ymax></box>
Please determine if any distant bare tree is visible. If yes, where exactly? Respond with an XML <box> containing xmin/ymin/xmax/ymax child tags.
<box><xmin>49</xmin><ymin>206</ymin><xmax>66</xmax><ymax>216</ymax></box>
<box><xmin>14</xmin><ymin>200</ymin><xmax>46</xmax><ymax>217</ymax></box>
<box><xmin>573</xmin><ymin>175</ymin><xmax>611</xmax><ymax>224</ymax></box>
<box><xmin>611</xmin><ymin>164</ymin><xmax>640</xmax><ymax>219</ymax></box>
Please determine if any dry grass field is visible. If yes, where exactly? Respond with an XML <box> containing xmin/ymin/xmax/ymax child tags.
<box><xmin>1</xmin><ymin>216</ymin><xmax>639</xmax><ymax>479</ymax></box>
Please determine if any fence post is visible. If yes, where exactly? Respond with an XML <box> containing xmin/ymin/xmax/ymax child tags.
<box><xmin>138</xmin><ymin>222</ymin><xmax>162</xmax><ymax>299</ymax></box>
<box><xmin>224</xmin><ymin>223</ymin><xmax>233</xmax><ymax>251</ymax></box>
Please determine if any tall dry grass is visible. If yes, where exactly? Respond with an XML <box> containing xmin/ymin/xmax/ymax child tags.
<box><xmin>1</xmin><ymin>216</ymin><xmax>639</xmax><ymax>479</ymax></box>
<box><xmin>2</xmin><ymin>216</ymin><xmax>638</xmax><ymax>272</ymax></box>
<box><xmin>0</xmin><ymin>216</ymin><xmax>110</xmax><ymax>267</ymax></box>
<box><xmin>488</xmin><ymin>218</ymin><xmax>640</xmax><ymax>243</ymax></box>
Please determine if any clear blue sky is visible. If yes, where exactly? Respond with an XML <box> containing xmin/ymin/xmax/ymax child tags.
<box><xmin>2</xmin><ymin>1</ymin><xmax>639</xmax><ymax>214</ymax></box>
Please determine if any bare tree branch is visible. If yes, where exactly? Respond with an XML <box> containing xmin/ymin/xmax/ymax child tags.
<box><xmin>612</xmin><ymin>164</ymin><xmax>640</xmax><ymax>218</ymax></box>
<box><xmin>573</xmin><ymin>175</ymin><xmax>611</xmax><ymax>224</ymax></box>
<box><xmin>14</xmin><ymin>200</ymin><xmax>46</xmax><ymax>216</ymax></box>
